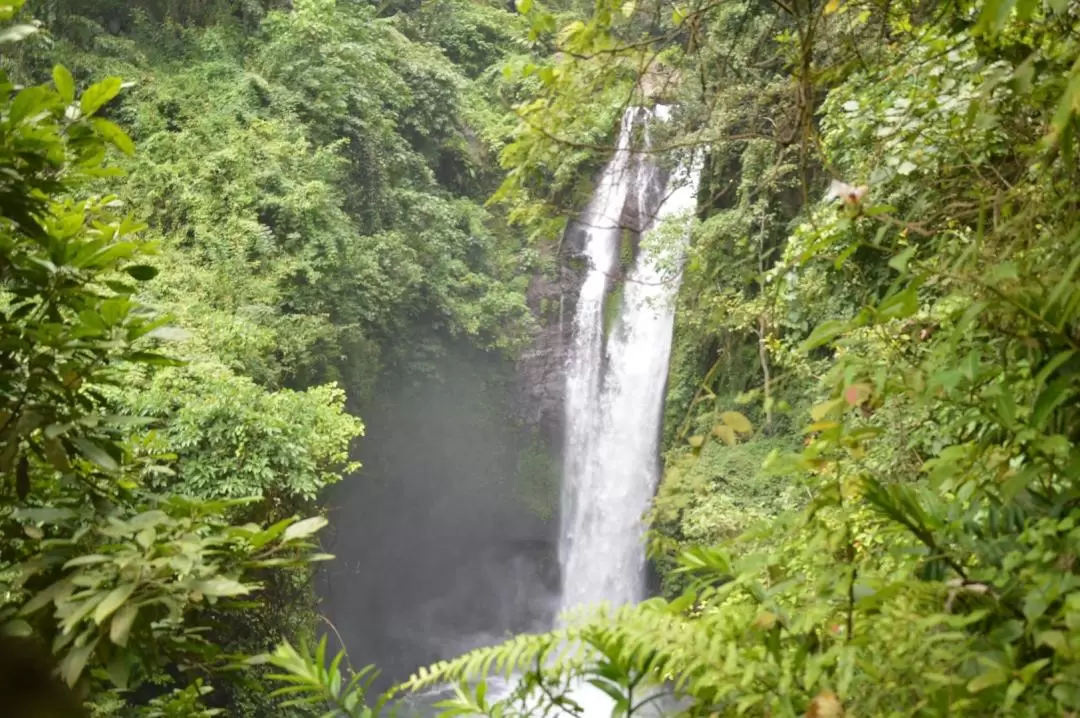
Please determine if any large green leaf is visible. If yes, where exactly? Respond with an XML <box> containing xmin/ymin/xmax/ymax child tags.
<box><xmin>79</xmin><ymin>77</ymin><xmax>122</xmax><ymax>117</ymax></box>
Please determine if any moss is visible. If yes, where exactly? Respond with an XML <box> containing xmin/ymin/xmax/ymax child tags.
<box><xmin>602</xmin><ymin>281</ymin><xmax>625</xmax><ymax>339</ymax></box>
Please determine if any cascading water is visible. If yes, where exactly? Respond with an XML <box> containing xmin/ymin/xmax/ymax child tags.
<box><xmin>559</xmin><ymin>105</ymin><xmax>701</xmax><ymax>613</ymax></box>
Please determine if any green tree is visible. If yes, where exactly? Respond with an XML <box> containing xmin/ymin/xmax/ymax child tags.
<box><xmin>0</xmin><ymin>5</ymin><xmax>340</xmax><ymax>713</ymax></box>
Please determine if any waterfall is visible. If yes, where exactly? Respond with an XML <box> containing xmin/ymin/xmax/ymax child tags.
<box><xmin>559</xmin><ymin>106</ymin><xmax>701</xmax><ymax>613</ymax></box>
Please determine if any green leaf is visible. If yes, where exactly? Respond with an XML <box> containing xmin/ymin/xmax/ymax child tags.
<box><xmin>92</xmin><ymin>118</ymin><xmax>135</xmax><ymax>156</ymax></box>
<box><xmin>124</xmin><ymin>264</ymin><xmax>159</xmax><ymax>281</ymax></box>
<box><xmin>1034</xmin><ymin>350</ymin><xmax>1075</xmax><ymax>391</ymax></box>
<box><xmin>59</xmin><ymin>637</ymin><xmax>100</xmax><ymax>687</ymax></box>
<box><xmin>93</xmin><ymin>584</ymin><xmax>134</xmax><ymax>625</ymax></box>
<box><xmin>888</xmin><ymin>245</ymin><xmax>916</xmax><ymax>273</ymax></box>
<box><xmin>967</xmin><ymin>667</ymin><xmax>1008</xmax><ymax>693</ymax></box>
<box><xmin>14</xmin><ymin>506</ymin><xmax>74</xmax><ymax>524</ymax></box>
<box><xmin>43</xmin><ymin>437</ymin><xmax>70</xmax><ymax>472</ymax></box>
<box><xmin>71</xmin><ymin>437</ymin><xmax>119</xmax><ymax>472</ymax></box>
<box><xmin>106</xmin><ymin>652</ymin><xmax>130</xmax><ymax>690</ymax></box>
<box><xmin>989</xmin><ymin>262</ymin><xmax>1018</xmax><ymax>281</ymax></box>
<box><xmin>1036</xmin><ymin>630</ymin><xmax>1067</xmax><ymax>653</ymax></box>
<box><xmin>53</xmin><ymin>64</ymin><xmax>74</xmax><ymax>104</ymax></box>
<box><xmin>811</xmin><ymin>398</ymin><xmax>847</xmax><ymax>422</ymax></box>
<box><xmin>1031</xmin><ymin>375</ymin><xmax>1074</xmax><ymax>429</ymax></box>
<box><xmin>282</xmin><ymin>516</ymin><xmax>328</xmax><ymax>542</ymax></box>
<box><xmin>711</xmin><ymin>425</ymin><xmax>736</xmax><ymax>446</ymax></box>
<box><xmin>1003</xmin><ymin>680</ymin><xmax>1026</xmax><ymax>711</ymax></box>
<box><xmin>801</xmin><ymin>319</ymin><xmax>849</xmax><ymax>351</ymax></box>
<box><xmin>20</xmin><ymin>580</ymin><xmax>71</xmax><ymax>615</ymax></box>
<box><xmin>63</xmin><ymin>554</ymin><xmax>110</xmax><ymax>569</ymax></box>
<box><xmin>974</xmin><ymin>0</ymin><xmax>1016</xmax><ymax>35</ymax></box>
<box><xmin>516</xmin><ymin>0</ymin><xmax>533</xmax><ymax>14</ymax></box>
<box><xmin>876</xmin><ymin>285</ymin><xmax>918</xmax><ymax>320</ymax></box>
<box><xmin>1015</xmin><ymin>0</ymin><xmax>1037</xmax><ymax>19</ymax></box>
<box><xmin>146</xmin><ymin>325</ymin><xmax>192</xmax><ymax>342</ymax></box>
<box><xmin>720</xmin><ymin>411</ymin><xmax>753</xmax><ymax>434</ymax></box>
<box><xmin>251</xmin><ymin>517</ymin><xmax>295</xmax><ymax>549</ymax></box>
<box><xmin>193</xmin><ymin>578</ymin><xmax>252</xmax><ymax>597</ymax></box>
<box><xmin>109</xmin><ymin>603</ymin><xmax>138</xmax><ymax>646</ymax></box>
<box><xmin>9</xmin><ymin>86</ymin><xmax>49</xmax><ymax>125</ymax></box>
<box><xmin>125</xmin><ymin>351</ymin><xmax>184</xmax><ymax>367</ymax></box>
<box><xmin>80</xmin><ymin>76</ymin><xmax>123</xmax><ymax>117</ymax></box>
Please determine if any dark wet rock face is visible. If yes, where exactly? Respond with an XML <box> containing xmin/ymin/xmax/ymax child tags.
<box><xmin>514</xmin><ymin>241</ymin><xmax>586</xmax><ymax>452</ymax></box>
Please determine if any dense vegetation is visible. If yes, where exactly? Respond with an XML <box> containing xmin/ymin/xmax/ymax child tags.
<box><xmin>0</xmin><ymin>0</ymin><xmax>533</xmax><ymax>714</ymax></box>
<box><xmin>6</xmin><ymin>0</ymin><xmax>1080</xmax><ymax>716</ymax></box>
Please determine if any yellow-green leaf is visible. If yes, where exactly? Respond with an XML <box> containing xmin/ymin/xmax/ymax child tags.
<box><xmin>93</xmin><ymin>584</ymin><xmax>134</xmax><ymax>625</ymax></box>
<box><xmin>712</xmin><ymin>425</ymin><xmax>736</xmax><ymax>446</ymax></box>
<box><xmin>967</xmin><ymin>668</ymin><xmax>1008</xmax><ymax>693</ymax></box>
<box><xmin>43</xmin><ymin>437</ymin><xmax>70</xmax><ymax>473</ymax></box>
<box><xmin>720</xmin><ymin>411</ymin><xmax>753</xmax><ymax>434</ymax></box>
<box><xmin>92</xmin><ymin>118</ymin><xmax>135</xmax><ymax>156</ymax></box>
<box><xmin>811</xmin><ymin>398</ymin><xmax>847</xmax><ymax>422</ymax></box>
<box><xmin>80</xmin><ymin>76</ymin><xmax>122</xmax><ymax>117</ymax></box>
<box><xmin>53</xmin><ymin>64</ymin><xmax>75</xmax><ymax>104</ymax></box>
<box><xmin>193</xmin><ymin>577</ymin><xmax>251</xmax><ymax>597</ymax></box>
<box><xmin>1</xmin><ymin>619</ymin><xmax>32</xmax><ymax>637</ymax></box>
<box><xmin>282</xmin><ymin>516</ymin><xmax>328</xmax><ymax>542</ymax></box>
<box><xmin>110</xmin><ymin>603</ymin><xmax>138</xmax><ymax>646</ymax></box>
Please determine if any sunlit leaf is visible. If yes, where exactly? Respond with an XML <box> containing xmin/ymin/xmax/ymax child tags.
<box><xmin>192</xmin><ymin>578</ymin><xmax>252</xmax><ymax>597</ymax></box>
<box><xmin>711</xmin><ymin>424</ymin><xmax>736</xmax><ymax>446</ymax></box>
<box><xmin>93</xmin><ymin>584</ymin><xmax>135</xmax><ymax>625</ymax></box>
<box><xmin>110</xmin><ymin>603</ymin><xmax>138</xmax><ymax>647</ymax></box>
<box><xmin>720</xmin><ymin>411</ymin><xmax>752</xmax><ymax>434</ymax></box>
<box><xmin>282</xmin><ymin>516</ymin><xmax>328</xmax><ymax>542</ymax></box>
<box><xmin>80</xmin><ymin>76</ymin><xmax>123</xmax><ymax>116</ymax></box>
<box><xmin>53</xmin><ymin>64</ymin><xmax>75</xmax><ymax>103</ymax></box>
<box><xmin>92</xmin><ymin>118</ymin><xmax>136</xmax><ymax>156</ymax></box>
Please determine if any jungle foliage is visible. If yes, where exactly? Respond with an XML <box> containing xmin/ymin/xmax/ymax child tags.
<box><xmin>0</xmin><ymin>0</ymin><xmax>535</xmax><ymax>714</ymax></box>
<box><xmin>9</xmin><ymin>0</ymin><xmax>1080</xmax><ymax>715</ymax></box>
<box><xmin>379</xmin><ymin>0</ymin><xmax>1080</xmax><ymax>717</ymax></box>
<box><xmin>0</xmin><ymin>3</ymin><xmax>336</xmax><ymax>714</ymax></box>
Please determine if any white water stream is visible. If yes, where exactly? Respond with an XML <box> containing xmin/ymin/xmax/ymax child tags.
<box><xmin>559</xmin><ymin>105</ymin><xmax>700</xmax><ymax>613</ymax></box>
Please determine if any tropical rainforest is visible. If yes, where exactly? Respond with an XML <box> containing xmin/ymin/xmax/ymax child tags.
<box><xmin>1</xmin><ymin>0</ymin><xmax>1080</xmax><ymax>716</ymax></box>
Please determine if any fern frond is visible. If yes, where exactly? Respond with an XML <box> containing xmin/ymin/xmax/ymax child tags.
<box><xmin>391</xmin><ymin>629</ymin><xmax>573</xmax><ymax>696</ymax></box>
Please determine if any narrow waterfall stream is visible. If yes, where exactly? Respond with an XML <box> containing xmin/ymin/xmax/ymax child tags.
<box><xmin>560</xmin><ymin>105</ymin><xmax>701</xmax><ymax>613</ymax></box>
